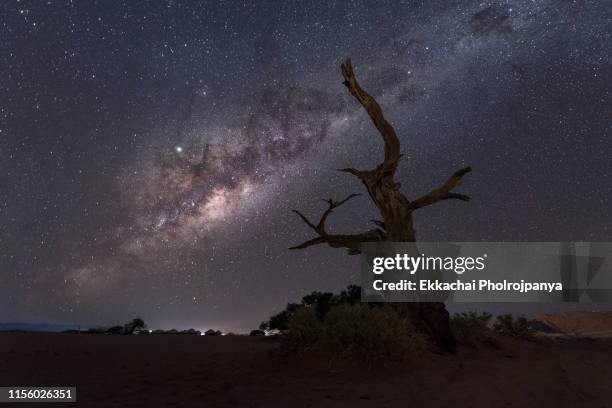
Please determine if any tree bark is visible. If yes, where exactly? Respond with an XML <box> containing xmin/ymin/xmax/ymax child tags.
<box><xmin>290</xmin><ymin>59</ymin><xmax>472</xmax><ymax>352</ymax></box>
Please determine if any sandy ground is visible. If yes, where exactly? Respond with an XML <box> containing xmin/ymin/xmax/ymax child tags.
<box><xmin>1</xmin><ymin>332</ymin><xmax>612</xmax><ymax>407</ymax></box>
<box><xmin>534</xmin><ymin>311</ymin><xmax>612</xmax><ymax>336</ymax></box>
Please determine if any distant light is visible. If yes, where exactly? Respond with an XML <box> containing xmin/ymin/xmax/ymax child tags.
<box><xmin>175</xmin><ymin>146</ymin><xmax>183</xmax><ymax>153</ymax></box>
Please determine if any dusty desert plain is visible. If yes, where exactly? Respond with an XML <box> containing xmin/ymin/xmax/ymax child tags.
<box><xmin>1</xmin><ymin>329</ymin><xmax>612</xmax><ymax>408</ymax></box>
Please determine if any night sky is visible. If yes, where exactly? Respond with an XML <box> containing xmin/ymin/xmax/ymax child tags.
<box><xmin>1</xmin><ymin>1</ymin><xmax>610</xmax><ymax>332</ymax></box>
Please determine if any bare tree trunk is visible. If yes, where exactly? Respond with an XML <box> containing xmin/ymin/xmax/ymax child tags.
<box><xmin>290</xmin><ymin>59</ymin><xmax>472</xmax><ymax>352</ymax></box>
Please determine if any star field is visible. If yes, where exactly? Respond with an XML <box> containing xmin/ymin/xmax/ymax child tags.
<box><xmin>1</xmin><ymin>0</ymin><xmax>610</xmax><ymax>331</ymax></box>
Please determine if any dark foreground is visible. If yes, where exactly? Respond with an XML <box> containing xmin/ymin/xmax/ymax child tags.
<box><xmin>1</xmin><ymin>332</ymin><xmax>611</xmax><ymax>407</ymax></box>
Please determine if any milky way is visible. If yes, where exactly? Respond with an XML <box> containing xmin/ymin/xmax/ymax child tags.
<box><xmin>120</xmin><ymin>84</ymin><xmax>348</xmax><ymax>250</ymax></box>
<box><xmin>1</xmin><ymin>1</ymin><xmax>610</xmax><ymax>331</ymax></box>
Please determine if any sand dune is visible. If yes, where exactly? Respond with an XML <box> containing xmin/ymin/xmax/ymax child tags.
<box><xmin>533</xmin><ymin>311</ymin><xmax>612</xmax><ymax>336</ymax></box>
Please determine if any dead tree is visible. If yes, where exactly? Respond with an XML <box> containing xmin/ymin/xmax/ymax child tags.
<box><xmin>290</xmin><ymin>59</ymin><xmax>471</xmax><ymax>351</ymax></box>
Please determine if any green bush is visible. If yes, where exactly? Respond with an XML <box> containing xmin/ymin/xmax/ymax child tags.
<box><xmin>284</xmin><ymin>304</ymin><xmax>425</xmax><ymax>366</ymax></box>
<box><xmin>493</xmin><ymin>314</ymin><xmax>536</xmax><ymax>340</ymax></box>
<box><xmin>450</xmin><ymin>311</ymin><xmax>495</xmax><ymax>347</ymax></box>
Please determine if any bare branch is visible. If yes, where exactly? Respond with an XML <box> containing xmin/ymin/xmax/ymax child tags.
<box><xmin>341</xmin><ymin>58</ymin><xmax>401</xmax><ymax>175</ymax></box>
<box><xmin>290</xmin><ymin>193</ymin><xmax>385</xmax><ymax>254</ymax></box>
<box><xmin>315</xmin><ymin>193</ymin><xmax>360</xmax><ymax>233</ymax></box>
<box><xmin>292</xmin><ymin>193</ymin><xmax>359</xmax><ymax>234</ymax></box>
<box><xmin>409</xmin><ymin>167</ymin><xmax>472</xmax><ymax>210</ymax></box>
<box><xmin>370</xmin><ymin>219</ymin><xmax>386</xmax><ymax>231</ymax></box>
<box><xmin>289</xmin><ymin>229</ymin><xmax>386</xmax><ymax>255</ymax></box>
<box><xmin>337</xmin><ymin>167</ymin><xmax>367</xmax><ymax>179</ymax></box>
<box><xmin>289</xmin><ymin>236</ymin><xmax>326</xmax><ymax>250</ymax></box>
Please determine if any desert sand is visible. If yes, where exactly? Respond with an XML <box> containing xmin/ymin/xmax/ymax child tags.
<box><xmin>1</xmin><ymin>332</ymin><xmax>611</xmax><ymax>407</ymax></box>
<box><xmin>533</xmin><ymin>311</ymin><xmax>612</xmax><ymax>337</ymax></box>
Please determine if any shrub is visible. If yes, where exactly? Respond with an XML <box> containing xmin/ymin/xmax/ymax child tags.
<box><xmin>261</xmin><ymin>285</ymin><xmax>362</xmax><ymax>331</ymax></box>
<box><xmin>325</xmin><ymin>304</ymin><xmax>426</xmax><ymax>365</ymax></box>
<box><xmin>285</xmin><ymin>307</ymin><xmax>324</xmax><ymax>351</ymax></box>
<box><xmin>262</xmin><ymin>303</ymin><xmax>303</xmax><ymax>330</ymax></box>
<box><xmin>284</xmin><ymin>304</ymin><xmax>425</xmax><ymax>366</ymax></box>
<box><xmin>493</xmin><ymin>314</ymin><xmax>536</xmax><ymax>340</ymax></box>
<box><xmin>106</xmin><ymin>325</ymin><xmax>123</xmax><ymax>335</ymax></box>
<box><xmin>450</xmin><ymin>311</ymin><xmax>495</xmax><ymax>347</ymax></box>
<box><xmin>123</xmin><ymin>318</ymin><xmax>146</xmax><ymax>335</ymax></box>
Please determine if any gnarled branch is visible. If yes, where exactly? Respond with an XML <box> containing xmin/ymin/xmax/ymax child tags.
<box><xmin>341</xmin><ymin>59</ymin><xmax>401</xmax><ymax>176</ymax></box>
<box><xmin>337</xmin><ymin>167</ymin><xmax>366</xmax><ymax>179</ymax></box>
<box><xmin>291</xmin><ymin>194</ymin><xmax>360</xmax><ymax>235</ymax></box>
<box><xmin>370</xmin><ymin>219</ymin><xmax>386</xmax><ymax>231</ymax></box>
<box><xmin>289</xmin><ymin>194</ymin><xmax>386</xmax><ymax>255</ymax></box>
<box><xmin>409</xmin><ymin>167</ymin><xmax>472</xmax><ymax>210</ymax></box>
